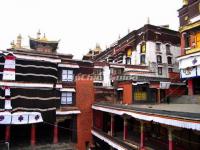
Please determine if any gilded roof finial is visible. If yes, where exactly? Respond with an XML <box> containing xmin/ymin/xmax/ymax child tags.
<box><xmin>40</xmin><ymin>33</ymin><xmax>48</xmax><ymax>41</ymax></box>
<box><xmin>10</xmin><ymin>40</ymin><xmax>15</xmax><ymax>49</ymax></box>
<box><xmin>37</xmin><ymin>30</ymin><xmax>41</xmax><ymax>39</ymax></box>
<box><xmin>16</xmin><ymin>34</ymin><xmax>22</xmax><ymax>48</ymax></box>
<box><xmin>183</xmin><ymin>0</ymin><xmax>188</xmax><ymax>5</ymax></box>
<box><xmin>17</xmin><ymin>34</ymin><xmax>22</xmax><ymax>40</ymax></box>
<box><xmin>96</xmin><ymin>43</ymin><xmax>100</xmax><ymax>49</ymax></box>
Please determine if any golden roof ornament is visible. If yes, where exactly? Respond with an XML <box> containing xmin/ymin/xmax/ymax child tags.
<box><xmin>16</xmin><ymin>34</ymin><xmax>22</xmax><ymax>48</ymax></box>
<box><xmin>17</xmin><ymin>34</ymin><xmax>22</xmax><ymax>40</ymax></box>
<box><xmin>10</xmin><ymin>40</ymin><xmax>16</xmax><ymax>49</ymax></box>
<box><xmin>183</xmin><ymin>0</ymin><xmax>188</xmax><ymax>5</ymax></box>
<box><xmin>37</xmin><ymin>30</ymin><xmax>41</xmax><ymax>39</ymax></box>
<box><xmin>40</xmin><ymin>33</ymin><xmax>48</xmax><ymax>41</ymax></box>
<box><xmin>94</xmin><ymin>43</ymin><xmax>102</xmax><ymax>52</ymax></box>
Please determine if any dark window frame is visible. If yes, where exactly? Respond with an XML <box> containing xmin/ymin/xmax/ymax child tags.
<box><xmin>126</xmin><ymin>57</ymin><xmax>131</xmax><ymax>65</ymax></box>
<box><xmin>166</xmin><ymin>44</ymin><xmax>171</xmax><ymax>54</ymax></box>
<box><xmin>184</xmin><ymin>33</ymin><xmax>190</xmax><ymax>48</ymax></box>
<box><xmin>62</xmin><ymin>69</ymin><xmax>74</xmax><ymax>82</ymax></box>
<box><xmin>61</xmin><ymin>92</ymin><xmax>75</xmax><ymax>105</ymax></box>
<box><xmin>156</xmin><ymin>43</ymin><xmax>161</xmax><ymax>51</ymax></box>
<box><xmin>140</xmin><ymin>55</ymin><xmax>146</xmax><ymax>64</ymax></box>
<box><xmin>158</xmin><ymin>67</ymin><xmax>163</xmax><ymax>75</ymax></box>
<box><xmin>167</xmin><ymin>57</ymin><xmax>172</xmax><ymax>64</ymax></box>
<box><xmin>157</xmin><ymin>55</ymin><xmax>162</xmax><ymax>64</ymax></box>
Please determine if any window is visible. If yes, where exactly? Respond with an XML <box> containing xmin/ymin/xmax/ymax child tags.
<box><xmin>140</xmin><ymin>43</ymin><xmax>146</xmax><ymax>53</ymax></box>
<box><xmin>126</xmin><ymin>57</ymin><xmax>131</xmax><ymax>65</ymax></box>
<box><xmin>62</xmin><ymin>69</ymin><xmax>74</xmax><ymax>81</ymax></box>
<box><xmin>111</xmin><ymin>68</ymin><xmax>123</xmax><ymax>75</ymax></box>
<box><xmin>158</xmin><ymin>67</ymin><xmax>162</xmax><ymax>75</ymax></box>
<box><xmin>167</xmin><ymin>57</ymin><xmax>172</xmax><ymax>64</ymax></box>
<box><xmin>126</xmin><ymin>48</ymin><xmax>132</xmax><ymax>57</ymax></box>
<box><xmin>184</xmin><ymin>33</ymin><xmax>190</xmax><ymax>48</ymax></box>
<box><xmin>168</xmin><ymin>68</ymin><xmax>173</xmax><ymax>72</ymax></box>
<box><xmin>94</xmin><ymin>69</ymin><xmax>103</xmax><ymax>81</ymax></box>
<box><xmin>116</xmin><ymin>68</ymin><xmax>123</xmax><ymax>75</ymax></box>
<box><xmin>156</xmin><ymin>43</ymin><xmax>161</xmax><ymax>51</ymax></box>
<box><xmin>117</xmin><ymin>90</ymin><xmax>123</xmax><ymax>101</ymax></box>
<box><xmin>61</xmin><ymin>92</ymin><xmax>73</xmax><ymax>105</ymax></box>
<box><xmin>166</xmin><ymin>44</ymin><xmax>171</xmax><ymax>54</ymax></box>
<box><xmin>140</xmin><ymin>55</ymin><xmax>145</xmax><ymax>64</ymax></box>
<box><xmin>157</xmin><ymin>55</ymin><xmax>162</xmax><ymax>63</ymax></box>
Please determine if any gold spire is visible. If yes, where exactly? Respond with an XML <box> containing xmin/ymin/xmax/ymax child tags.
<box><xmin>16</xmin><ymin>34</ymin><xmax>22</xmax><ymax>48</ymax></box>
<box><xmin>37</xmin><ymin>30</ymin><xmax>41</xmax><ymax>39</ymax></box>
<box><xmin>10</xmin><ymin>40</ymin><xmax>15</xmax><ymax>49</ymax></box>
<box><xmin>94</xmin><ymin>43</ymin><xmax>102</xmax><ymax>52</ymax></box>
<box><xmin>183</xmin><ymin>0</ymin><xmax>188</xmax><ymax>5</ymax></box>
<box><xmin>96</xmin><ymin>43</ymin><xmax>100</xmax><ymax>49</ymax></box>
<box><xmin>17</xmin><ymin>34</ymin><xmax>22</xmax><ymax>40</ymax></box>
<box><xmin>40</xmin><ymin>33</ymin><xmax>48</xmax><ymax>41</ymax></box>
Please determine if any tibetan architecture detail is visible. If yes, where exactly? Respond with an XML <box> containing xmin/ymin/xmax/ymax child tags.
<box><xmin>177</xmin><ymin>0</ymin><xmax>200</xmax><ymax>95</ymax></box>
<box><xmin>83</xmin><ymin>43</ymin><xmax>102</xmax><ymax>60</ymax></box>
<box><xmin>0</xmin><ymin>1</ymin><xmax>200</xmax><ymax>150</ymax></box>
<box><xmin>29</xmin><ymin>31</ymin><xmax>59</xmax><ymax>53</ymax></box>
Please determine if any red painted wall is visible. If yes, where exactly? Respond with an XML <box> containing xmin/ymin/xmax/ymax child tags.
<box><xmin>166</xmin><ymin>86</ymin><xmax>186</xmax><ymax>97</ymax></box>
<box><xmin>118</xmin><ymin>82</ymin><xmax>133</xmax><ymax>104</ymax></box>
<box><xmin>180</xmin><ymin>33</ymin><xmax>185</xmax><ymax>55</ymax></box>
<box><xmin>188</xmin><ymin>79</ymin><xmax>194</xmax><ymax>96</ymax></box>
<box><xmin>76</xmin><ymin>77</ymin><xmax>94</xmax><ymax>150</ymax></box>
<box><xmin>169</xmin><ymin>72</ymin><xmax>180</xmax><ymax>83</ymax></box>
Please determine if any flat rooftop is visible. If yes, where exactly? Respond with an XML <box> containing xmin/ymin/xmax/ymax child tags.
<box><xmin>94</xmin><ymin>102</ymin><xmax>200</xmax><ymax>120</ymax></box>
<box><xmin>130</xmin><ymin>104</ymin><xmax>200</xmax><ymax>114</ymax></box>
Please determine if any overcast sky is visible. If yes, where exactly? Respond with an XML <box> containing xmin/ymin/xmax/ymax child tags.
<box><xmin>0</xmin><ymin>0</ymin><xmax>182</xmax><ymax>59</ymax></box>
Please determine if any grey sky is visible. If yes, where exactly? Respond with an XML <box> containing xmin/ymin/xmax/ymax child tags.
<box><xmin>0</xmin><ymin>0</ymin><xmax>182</xmax><ymax>59</ymax></box>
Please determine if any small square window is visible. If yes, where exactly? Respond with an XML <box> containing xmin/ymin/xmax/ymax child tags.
<box><xmin>61</xmin><ymin>92</ymin><xmax>73</xmax><ymax>105</ymax></box>
<box><xmin>62</xmin><ymin>69</ymin><xmax>74</xmax><ymax>82</ymax></box>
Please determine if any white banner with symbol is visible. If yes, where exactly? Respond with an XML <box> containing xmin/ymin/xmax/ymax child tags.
<box><xmin>0</xmin><ymin>112</ymin><xmax>43</xmax><ymax>124</ymax></box>
<box><xmin>181</xmin><ymin>67</ymin><xmax>197</xmax><ymax>78</ymax></box>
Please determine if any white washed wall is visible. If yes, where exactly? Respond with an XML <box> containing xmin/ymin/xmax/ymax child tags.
<box><xmin>103</xmin><ymin>66</ymin><xmax>111</xmax><ymax>86</ymax></box>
